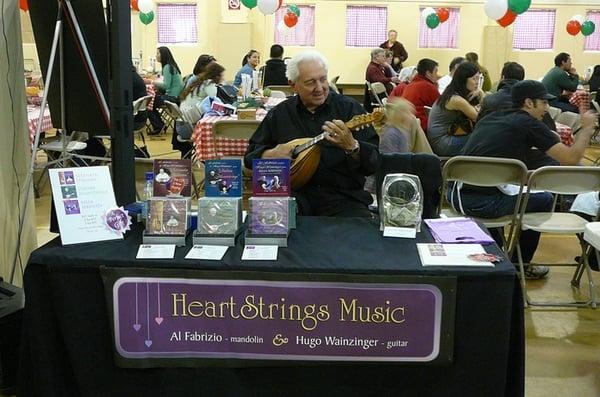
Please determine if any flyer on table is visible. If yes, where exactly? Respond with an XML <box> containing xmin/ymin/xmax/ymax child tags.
<box><xmin>49</xmin><ymin>166</ymin><xmax>123</xmax><ymax>245</ymax></box>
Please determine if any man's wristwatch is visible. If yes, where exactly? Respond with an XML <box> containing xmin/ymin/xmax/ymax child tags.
<box><xmin>344</xmin><ymin>139</ymin><xmax>360</xmax><ymax>156</ymax></box>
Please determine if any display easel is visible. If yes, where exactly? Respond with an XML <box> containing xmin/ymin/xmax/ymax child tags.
<box><xmin>11</xmin><ymin>0</ymin><xmax>110</xmax><ymax>283</ymax></box>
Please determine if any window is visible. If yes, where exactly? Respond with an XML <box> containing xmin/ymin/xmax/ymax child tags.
<box><xmin>274</xmin><ymin>5</ymin><xmax>315</xmax><ymax>46</ymax></box>
<box><xmin>513</xmin><ymin>9</ymin><xmax>555</xmax><ymax>50</ymax></box>
<box><xmin>346</xmin><ymin>6</ymin><xmax>387</xmax><ymax>47</ymax></box>
<box><xmin>157</xmin><ymin>4</ymin><xmax>197</xmax><ymax>44</ymax></box>
<box><xmin>584</xmin><ymin>11</ymin><xmax>600</xmax><ymax>51</ymax></box>
<box><xmin>418</xmin><ymin>8</ymin><xmax>459</xmax><ymax>49</ymax></box>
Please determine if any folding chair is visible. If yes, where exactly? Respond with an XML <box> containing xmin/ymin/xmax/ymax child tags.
<box><xmin>514</xmin><ymin>166</ymin><xmax>600</xmax><ymax>308</ymax></box>
<box><xmin>269</xmin><ymin>90</ymin><xmax>287</xmax><ymax>99</ymax></box>
<box><xmin>440</xmin><ymin>156</ymin><xmax>528</xmax><ymax>255</ymax></box>
<box><xmin>546</xmin><ymin>106</ymin><xmax>561</xmax><ymax>121</ymax></box>
<box><xmin>266</xmin><ymin>85</ymin><xmax>294</xmax><ymax>96</ymax></box>
<box><xmin>556</xmin><ymin>111</ymin><xmax>581</xmax><ymax>132</ymax></box>
<box><xmin>330</xmin><ymin>76</ymin><xmax>340</xmax><ymax>94</ymax></box>
<box><xmin>366</xmin><ymin>81</ymin><xmax>387</xmax><ymax>108</ymax></box>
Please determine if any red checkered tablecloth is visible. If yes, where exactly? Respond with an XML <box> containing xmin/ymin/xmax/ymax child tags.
<box><xmin>27</xmin><ymin>104</ymin><xmax>53</xmax><ymax>145</ymax></box>
<box><xmin>146</xmin><ymin>84</ymin><xmax>156</xmax><ymax>110</ymax></box>
<box><xmin>569</xmin><ymin>90</ymin><xmax>590</xmax><ymax>114</ymax></box>
<box><xmin>191</xmin><ymin>98</ymin><xmax>285</xmax><ymax>163</ymax></box>
<box><xmin>556</xmin><ymin>122</ymin><xmax>573</xmax><ymax>146</ymax></box>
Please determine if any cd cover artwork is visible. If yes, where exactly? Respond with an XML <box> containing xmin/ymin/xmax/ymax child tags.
<box><xmin>252</xmin><ymin>159</ymin><xmax>290</xmax><ymax>196</ymax></box>
<box><xmin>204</xmin><ymin>159</ymin><xmax>242</xmax><ymax>197</ymax></box>
<box><xmin>249</xmin><ymin>198</ymin><xmax>289</xmax><ymax>235</ymax></box>
<box><xmin>147</xmin><ymin>198</ymin><xmax>189</xmax><ymax>235</ymax></box>
<box><xmin>153</xmin><ymin>159</ymin><xmax>192</xmax><ymax>197</ymax></box>
<box><xmin>197</xmin><ymin>198</ymin><xmax>240</xmax><ymax>235</ymax></box>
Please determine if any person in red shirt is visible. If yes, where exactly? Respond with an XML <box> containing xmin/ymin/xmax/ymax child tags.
<box><xmin>365</xmin><ymin>48</ymin><xmax>399</xmax><ymax>94</ymax></box>
<box><xmin>401</xmin><ymin>58</ymin><xmax>440</xmax><ymax>132</ymax></box>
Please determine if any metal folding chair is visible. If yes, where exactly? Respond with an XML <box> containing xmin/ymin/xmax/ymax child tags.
<box><xmin>266</xmin><ymin>85</ymin><xmax>294</xmax><ymax>96</ymax></box>
<box><xmin>440</xmin><ymin>156</ymin><xmax>529</xmax><ymax>256</ymax></box>
<box><xmin>514</xmin><ymin>166</ymin><xmax>600</xmax><ymax>308</ymax></box>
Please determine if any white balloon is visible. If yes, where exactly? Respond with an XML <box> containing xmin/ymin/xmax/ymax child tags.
<box><xmin>421</xmin><ymin>7</ymin><xmax>436</xmax><ymax>20</ymax></box>
<box><xmin>277</xmin><ymin>20</ymin><xmax>290</xmax><ymax>33</ymax></box>
<box><xmin>258</xmin><ymin>0</ymin><xmax>279</xmax><ymax>15</ymax></box>
<box><xmin>138</xmin><ymin>0</ymin><xmax>153</xmax><ymax>14</ymax></box>
<box><xmin>484</xmin><ymin>0</ymin><xmax>508</xmax><ymax>21</ymax></box>
<box><xmin>572</xmin><ymin>14</ymin><xmax>585</xmax><ymax>24</ymax></box>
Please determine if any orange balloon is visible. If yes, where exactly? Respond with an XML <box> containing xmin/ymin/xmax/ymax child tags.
<box><xmin>284</xmin><ymin>12</ymin><xmax>298</xmax><ymax>28</ymax></box>
<box><xmin>497</xmin><ymin>10</ymin><xmax>517</xmax><ymax>27</ymax></box>
<box><xmin>566</xmin><ymin>20</ymin><xmax>581</xmax><ymax>36</ymax></box>
<box><xmin>437</xmin><ymin>8</ymin><xmax>450</xmax><ymax>23</ymax></box>
<box><xmin>131</xmin><ymin>0</ymin><xmax>139</xmax><ymax>11</ymax></box>
<box><xmin>19</xmin><ymin>0</ymin><xmax>28</xmax><ymax>11</ymax></box>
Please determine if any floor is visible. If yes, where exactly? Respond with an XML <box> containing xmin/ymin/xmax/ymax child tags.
<box><xmin>26</xmin><ymin>130</ymin><xmax>600</xmax><ymax>397</ymax></box>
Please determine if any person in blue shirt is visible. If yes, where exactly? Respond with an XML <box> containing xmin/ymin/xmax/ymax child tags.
<box><xmin>234</xmin><ymin>50</ymin><xmax>260</xmax><ymax>87</ymax></box>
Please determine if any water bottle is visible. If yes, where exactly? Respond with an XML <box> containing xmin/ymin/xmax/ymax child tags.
<box><xmin>142</xmin><ymin>171</ymin><xmax>154</xmax><ymax>220</ymax></box>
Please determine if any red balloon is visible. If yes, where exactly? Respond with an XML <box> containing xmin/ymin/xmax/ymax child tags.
<box><xmin>19</xmin><ymin>0</ymin><xmax>28</xmax><ymax>11</ymax></box>
<box><xmin>131</xmin><ymin>0</ymin><xmax>139</xmax><ymax>11</ymax></box>
<box><xmin>566</xmin><ymin>20</ymin><xmax>581</xmax><ymax>36</ymax></box>
<box><xmin>497</xmin><ymin>10</ymin><xmax>517</xmax><ymax>27</ymax></box>
<box><xmin>284</xmin><ymin>12</ymin><xmax>298</xmax><ymax>28</ymax></box>
<box><xmin>437</xmin><ymin>8</ymin><xmax>450</xmax><ymax>23</ymax></box>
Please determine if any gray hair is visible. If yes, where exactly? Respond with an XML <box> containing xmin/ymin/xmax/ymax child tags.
<box><xmin>371</xmin><ymin>48</ymin><xmax>385</xmax><ymax>61</ymax></box>
<box><xmin>285</xmin><ymin>51</ymin><xmax>329</xmax><ymax>82</ymax></box>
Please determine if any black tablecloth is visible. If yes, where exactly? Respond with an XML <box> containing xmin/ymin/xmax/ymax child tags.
<box><xmin>19</xmin><ymin>217</ymin><xmax>524</xmax><ymax>397</ymax></box>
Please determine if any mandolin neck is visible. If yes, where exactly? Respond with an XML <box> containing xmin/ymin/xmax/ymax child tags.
<box><xmin>291</xmin><ymin>132</ymin><xmax>327</xmax><ymax>157</ymax></box>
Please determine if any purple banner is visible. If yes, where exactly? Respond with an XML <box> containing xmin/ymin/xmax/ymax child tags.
<box><xmin>113</xmin><ymin>278</ymin><xmax>442</xmax><ymax>362</ymax></box>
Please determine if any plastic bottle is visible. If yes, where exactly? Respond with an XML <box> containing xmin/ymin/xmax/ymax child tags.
<box><xmin>143</xmin><ymin>172</ymin><xmax>154</xmax><ymax>200</ymax></box>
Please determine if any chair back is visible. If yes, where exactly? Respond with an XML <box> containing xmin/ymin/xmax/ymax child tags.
<box><xmin>526</xmin><ymin>166</ymin><xmax>600</xmax><ymax>196</ymax></box>
<box><xmin>331</xmin><ymin>75</ymin><xmax>340</xmax><ymax>85</ymax></box>
<box><xmin>163</xmin><ymin>100</ymin><xmax>184</xmax><ymax>120</ymax></box>
<box><xmin>132</xmin><ymin>96</ymin><xmax>146</xmax><ymax>115</ymax></box>
<box><xmin>376</xmin><ymin>153</ymin><xmax>442</xmax><ymax>219</ymax></box>
<box><xmin>370</xmin><ymin>82</ymin><xmax>388</xmax><ymax>97</ymax></box>
<box><xmin>547</xmin><ymin>106</ymin><xmax>561</xmax><ymax>120</ymax></box>
<box><xmin>442</xmin><ymin>156</ymin><xmax>528</xmax><ymax>188</ymax></box>
<box><xmin>556</xmin><ymin>111</ymin><xmax>581</xmax><ymax>131</ymax></box>
<box><xmin>267</xmin><ymin>85</ymin><xmax>294</xmax><ymax>96</ymax></box>
<box><xmin>213</xmin><ymin>119</ymin><xmax>261</xmax><ymax>140</ymax></box>
<box><xmin>269</xmin><ymin>90</ymin><xmax>287</xmax><ymax>99</ymax></box>
<box><xmin>366</xmin><ymin>81</ymin><xmax>385</xmax><ymax>108</ymax></box>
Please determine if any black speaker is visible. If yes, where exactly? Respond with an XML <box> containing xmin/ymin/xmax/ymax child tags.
<box><xmin>28</xmin><ymin>0</ymin><xmax>110</xmax><ymax>135</ymax></box>
<box><xmin>0</xmin><ymin>280</ymin><xmax>24</xmax><ymax>393</ymax></box>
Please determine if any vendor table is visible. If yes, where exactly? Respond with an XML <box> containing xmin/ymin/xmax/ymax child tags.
<box><xmin>19</xmin><ymin>216</ymin><xmax>524</xmax><ymax>397</ymax></box>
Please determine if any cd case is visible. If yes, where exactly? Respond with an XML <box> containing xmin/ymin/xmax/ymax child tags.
<box><xmin>249</xmin><ymin>197</ymin><xmax>289</xmax><ymax>235</ymax></box>
<box><xmin>197</xmin><ymin>197</ymin><xmax>241</xmax><ymax>236</ymax></box>
<box><xmin>146</xmin><ymin>198</ymin><xmax>189</xmax><ymax>236</ymax></box>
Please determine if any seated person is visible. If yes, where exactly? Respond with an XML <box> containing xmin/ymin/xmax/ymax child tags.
<box><xmin>542</xmin><ymin>52</ymin><xmax>580</xmax><ymax>113</ymax></box>
<box><xmin>186</xmin><ymin>54</ymin><xmax>216</xmax><ymax>88</ymax></box>
<box><xmin>179</xmin><ymin>62</ymin><xmax>225</xmax><ymax>124</ymax></box>
<box><xmin>389</xmin><ymin>66</ymin><xmax>416</xmax><ymax>99</ymax></box>
<box><xmin>478</xmin><ymin>61</ymin><xmax>558</xmax><ymax>169</ymax></box>
<box><xmin>453</xmin><ymin>80</ymin><xmax>596</xmax><ymax>279</ymax></box>
<box><xmin>437</xmin><ymin>57</ymin><xmax>465</xmax><ymax>94</ymax></box>
<box><xmin>366</xmin><ymin>48</ymin><xmax>400</xmax><ymax>94</ymax></box>
<box><xmin>148</xmin><ymin>46</ymin><xmax>184</xmax><ymax>134</ymax></box>
<box><xmin>465</xmin><ymin>52</ymin><xmax>491</xmax><ymax>92</ymax></box>
<box><xmin>401</xmin><ymin>58</ymin><xmax>441</xmax><ymax>132</ymax></box>
<box><xmin>262</xmin><ymin>44</ymin><xmax>288</xmax><ymax>87</ymax></box>
<box><xmin>383</xmin><ymin>50</ymin><xmax>398</xmax><ymax>78</ymax></box>
<box><xmin>132</xmin><ymin>64</ymin><xmax>148</xmax><ymax>127</ymax></box>
<box><xmin>427</xmin><ymin>62</ymin><xmax>482</xmax><ymax>157</ymax></box>
<box><xmin>234</xmin><ymin>50</ymin><xmax>260</xmax><ymax>87</ymax></box>
<box><xmin>588</xmin><ymin>64</ymin><xmax>600</xmax><ymax>93</ymax></box>
<box><xmin>245</xmin><ymin>50</ymin><xmax>379</xmax><ymax>217</ymax></box>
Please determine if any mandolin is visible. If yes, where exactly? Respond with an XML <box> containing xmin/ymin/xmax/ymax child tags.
<box><xmin>285</xmin><ymin>109</ymin><xmax>384</xmax><ymax>189</ymax></box>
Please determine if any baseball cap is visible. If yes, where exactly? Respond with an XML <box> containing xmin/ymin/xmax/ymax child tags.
<box><xmin>511</xmin><ymin>80</ymin><xmax>556</xmax><ymax>105</ymax></box>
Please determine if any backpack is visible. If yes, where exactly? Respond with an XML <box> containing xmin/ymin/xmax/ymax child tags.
<box><xmin>216</xmin><ymin>84</ymin><xmax>238</xmax><ymax>104</ymax></box>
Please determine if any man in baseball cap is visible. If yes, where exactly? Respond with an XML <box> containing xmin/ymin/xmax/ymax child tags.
<box><xmin>448</xmin><ymin>79</ymin><xmax>596</xmax><ymax>279</ymax></box>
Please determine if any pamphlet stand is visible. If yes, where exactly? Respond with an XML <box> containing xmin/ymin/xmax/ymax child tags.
<box><xmin>193</xmin><ymin>229</ymin><xmax>242</xmax><ymax>247</ymax></box>
<box><xmin>142</xmin><ymin>231</ymin><xmax>187</xmax><ymax>247</ymax></box>
<box><xmin>243</xmin><ymin>231</ymin><xmax>289</xmax><ymax>247</ymax></box>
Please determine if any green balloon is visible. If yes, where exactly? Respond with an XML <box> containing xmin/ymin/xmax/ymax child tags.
<box><xmin>508</xmin><ymin>0</ymin><xmax>531</xmax><ymax>15</ymax></box>
<box><xmin>288</xmin><ymin>4</ymin><xmax>300</xmax><ymax>17</ymax></box>
<box><xmin>426</xmin><ymin>13</ymin><xmax>440</xmax><ymax>29</ymax></box>
<box><xmin>139</xmin><ymin>11</ymin><xmax>154</xmax><ymax>25</ymax></box>
<box><xmin>581</xmin><ymin>20</ymin><xmax>596</xmax><ymax>36</ymax></box>
<box><xmin>241</xmin><ymin>0</ymin><xmax>257</xmax><ymax>9</ymax></box>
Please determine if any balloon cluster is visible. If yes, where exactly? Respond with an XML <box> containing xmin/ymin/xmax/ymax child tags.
<box><xmin>242</xmin><ymin>0</ymin><xmax>285</xmax><ymax>15</ymax></box>
<box><xmin>566</xmin><ymin>15</ymin><xmax>596</xmax><ymax>37</ymax></box>
<box><xmin>484</xmin><ymin>0</ymin><xmax>531</xmax><ymax>28</ymax></box>
<box><xmin>131</xmin><ymin>0</ymin><xmax>154</xmax><ymax>25</ymax></box>
<box><xmin>277</xmin><ymin>5</ymin><xmax>301</xmax><ymax>33</ymax></box>
<box><xmin>421</xmin><ymin>7</ymin><xmax>450</xmax><ymax>29</ymax></box>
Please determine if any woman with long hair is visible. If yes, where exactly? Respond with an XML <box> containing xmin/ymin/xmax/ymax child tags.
<box><xmin>588</xmin><ymin>64</ymin><xmax>600</xmax><ymax>93</ymax></box>
<box><xmin>427</xmin><ymin>62</ymin><xmax>483</xmax><ymax>156</ymax></box>
<box><xmin>185</xmin><ymin>54</ymin><xmax>216</xmax><ymax>88</ymax></box>
<box><xmin>148</xmin><ymin>46</ymin><xmax>184</xmax><ymax>134</ymax></box>
<box><xmin>233</xmin><ymin>50</ymin><xmax>260</xmax><ymax>87</ymax></box>
<box><xmin>465</xmin><ymin>52</ymin><xmax>491</xmax><ymax>92</ymax></box>
<box><xmin>180</xmin><ymin>62</ymin><xmax>226</xmax><ymax>122</ymax></box>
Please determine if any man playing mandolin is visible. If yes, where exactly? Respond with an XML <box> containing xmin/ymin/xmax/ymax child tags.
<box><xmin>244</xmin><ymin>51</ymin><xmax>380</xmax><ymax>217</ymax></box>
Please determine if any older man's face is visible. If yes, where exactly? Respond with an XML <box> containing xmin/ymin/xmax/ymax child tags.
<box><xmin>290</xmin><ymin>60</ymin><xmax>329</xmax><ymax>111</ymax></box>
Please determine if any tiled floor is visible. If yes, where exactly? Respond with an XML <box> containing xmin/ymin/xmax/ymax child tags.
<box><xmin>29</xmin><ymin>131</ymin><xmax>600</xmax><ymax>397</ymax></box>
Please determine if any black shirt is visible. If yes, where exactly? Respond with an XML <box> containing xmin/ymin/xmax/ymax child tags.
<box><xmin>262</xmin><ymin>59</ymin><xmax>288</xmax><ymax>87</ymax></box>
<box><xmin>244</xmin><ymin>91</ymin><xmax>379</xmax><ymax>215</ymax></box>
